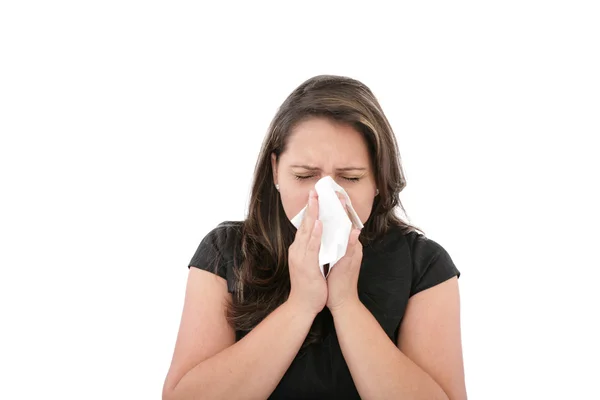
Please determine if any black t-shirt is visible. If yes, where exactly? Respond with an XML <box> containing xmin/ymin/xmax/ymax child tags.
<box><xmin>188</xmin><ymin>221</ymin><xmax>460</xmax><ymax>399</ymax></box>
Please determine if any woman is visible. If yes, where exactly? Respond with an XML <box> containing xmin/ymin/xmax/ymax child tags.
<box><xmin>162</xmin><ymin>75</ymin><xmax>467</xmax><ymax>399</ymax></box>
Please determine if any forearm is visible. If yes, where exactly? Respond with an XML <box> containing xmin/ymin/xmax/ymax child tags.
<box><xmin>332</xmin><ymin>300</ymin><xmax>448</xmax><ymax>400</ymax></box>
<box><xmin>169</xmin><ymin>299</ymin><xmax>315</xmax><ymax>400</ymax></box>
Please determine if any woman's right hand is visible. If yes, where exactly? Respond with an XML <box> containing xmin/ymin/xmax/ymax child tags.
<box><xmin>287</xmin><ymin>189</ymin><xmax>327</xmax><ymax>316</ymax></box>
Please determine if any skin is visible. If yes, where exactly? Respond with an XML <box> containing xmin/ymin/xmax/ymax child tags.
<box><xmin>271</xmin><ymin>117</ymin><xmax>375</xmax><ymax>312</ymax></box>
<box><xmin>272</xmin><ymin>117</ymin><xmax>377</xmax><ymax>225</ymax></box>
<box><xmin>273</xmin><ymin>117</ymin><xmax>467</xmax><ymax>399</ymax></box>
<box><xmin>162</xmin><ymin>116</ymin><xmax>466</xmax><ymax>400</ymax></box>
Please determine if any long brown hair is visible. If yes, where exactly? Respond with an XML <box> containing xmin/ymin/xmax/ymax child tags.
<box><xmin>227</xmin><ymin>75</ymin><xmax>422</xmax><ymax>345</ymax></box>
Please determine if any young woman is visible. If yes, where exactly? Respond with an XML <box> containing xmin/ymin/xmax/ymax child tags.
<box><xmin>163</xmin><ymin>75</ymin><xmax>467</xmax><ymax>399</ymax></box>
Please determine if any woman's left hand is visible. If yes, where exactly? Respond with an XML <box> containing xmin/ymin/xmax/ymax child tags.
<box><xmin>326</xmin><ymin>227</ymin><xmax>363</xmax><ymax>313</ymax></box>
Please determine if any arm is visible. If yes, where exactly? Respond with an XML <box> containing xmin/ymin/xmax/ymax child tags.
<box><xmin>162</xmin><ymin>268</ymin><xmax>316</xmax><ymax>400</ymax></box>
<box><xmin>331</xmin><ymin>277</ymin><xmax>466</xmax><ymax>400</ymax></box>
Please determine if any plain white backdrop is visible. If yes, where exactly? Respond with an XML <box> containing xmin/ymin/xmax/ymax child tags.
<box><xmin>1</xmin><ymin>1</ymin><xmax>599</xmax><ymax>398</ymax></box>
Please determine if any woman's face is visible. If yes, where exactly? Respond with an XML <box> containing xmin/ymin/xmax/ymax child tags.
<box><xmin>271</xmin><ymin>117</ymin><xmax>377</xmax><ymax>225</ymax></box>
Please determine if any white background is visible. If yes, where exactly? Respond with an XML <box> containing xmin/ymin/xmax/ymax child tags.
<box><xmin>1</xmin><ymin>1</ymin><xmax>599</xmax><ymax>399</ymax></box>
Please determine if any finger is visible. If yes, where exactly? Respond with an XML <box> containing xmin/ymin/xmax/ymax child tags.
<box><xmin>300</xmin><ymin>189</ymin><xmax>318</xmax><ymax>236</ymax></box>
<box><xmin>295</xmin><ymin>190</ymin><xmax>317</xmax><ymax>248</ymax></box>
<box><xmin>344</xmin><ymin>228</ymin><xmax>361</xmax><ymax>258</ymax></box>
<box><xmin>305</xmin><ymin>219</ymin><xmax>322</xmax><ymax>258</ymax></box>
<box><xmin>352</xmin><ymin>231</ymin><xmax>363</xmax><ymax>261</ymax></box>
<box><xmin>307</xmin><ymin>189</ymin><xmax>319</xmax><ymax>221</ymax></box>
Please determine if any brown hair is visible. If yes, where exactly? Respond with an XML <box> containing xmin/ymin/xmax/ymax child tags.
<box><xmin>227</xmin><ymin>75</ymin><xmax>422</xmax><ymax>345</ymax></box>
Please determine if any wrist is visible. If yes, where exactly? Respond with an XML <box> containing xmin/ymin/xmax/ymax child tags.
<box><xmin>284</xmin><ymin>293</ymin><xmax>321</xmax><ymax>320</ymax></box>
<box><xmin>328</xmin><ymin>295</ymin><xmax>362</xmax><ymax>317</ymax></box>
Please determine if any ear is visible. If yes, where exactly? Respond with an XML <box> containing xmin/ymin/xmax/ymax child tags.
<box><xmin>271</xmin><ymin>153</ymin><xmax>278</xmax><ymax>185</ymax></box>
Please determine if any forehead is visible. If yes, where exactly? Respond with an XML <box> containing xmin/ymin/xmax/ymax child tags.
<box><xmin>282</xmin><ymin>118</ymin><xmax>370</xmax><ymax>166</ymax></box>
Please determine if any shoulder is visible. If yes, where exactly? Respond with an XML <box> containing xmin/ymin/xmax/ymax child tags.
<box><xmin>203</xmin><ymin>221</ymin><xmax>244</xmax><ymax>253</ymax></box>
<box><xmin>367</xmin><ymin>224</ymin><xmax>460</xmax><ymax>296</ymax></box>
<box><xmin>188</xmin><ymin>221</ymin><xmax>244</xmax><ymax>287</ymax></box>
<box><xmin>403</xmin><ymin>229</ymin><xmax>460</xmax><ymax>296</ymax></box>
<box><xmin>404</xmin><ymin>230</ymin><xmax>449</xmax><ymax>263</ymax></box>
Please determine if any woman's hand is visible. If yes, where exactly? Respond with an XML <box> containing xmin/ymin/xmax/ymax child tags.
<box><xmin>326</xmin><ymin>226</ymin><xmax>363</xmax><ymax>314</ymax></box>
<box><xmin>287</xmin><ymin>189</ymin><xmax>328</xmax><ymax>317</ymax></box>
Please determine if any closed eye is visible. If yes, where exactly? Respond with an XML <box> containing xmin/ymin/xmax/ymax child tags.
<box><xmin>294</xmin><ymin>175</ymin><xmax>360</xmax><ymax>182</ymax></box>
<box><xmin>294</xmin><ymin>175</ymin><xmax>314</xmax><ymax>181</ymax></box>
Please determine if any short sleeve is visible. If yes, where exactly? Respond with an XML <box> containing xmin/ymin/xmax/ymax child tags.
<box><xmin>188</xmin><ymin>221</ymin><xmax>242</xmax><ymax>292</ymax></box>
<box><xmin>410</xmin><ymin>234</ymin><xmax>460</xmax><ymax>296</ymax></box>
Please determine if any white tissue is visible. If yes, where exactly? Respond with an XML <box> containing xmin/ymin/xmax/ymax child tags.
<box><xmin>290</xmin><ymin>176</ymin><xmax>364</xmax><ymax>278</ymax></box>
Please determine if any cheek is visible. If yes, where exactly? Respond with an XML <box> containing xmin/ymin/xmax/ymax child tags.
<box><xmin>280</xmin><ymin>189</ymin><xmax>310</xmax><ymax>221</ymax></box>
<box><xmin>348</xmin><ymin>193</ymin><xmax>375</xmax><ymax>225</ymax></box>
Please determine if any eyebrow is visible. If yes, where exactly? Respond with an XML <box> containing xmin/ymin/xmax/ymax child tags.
<box><xmin>290</xmin><ymin>165</ymin><xmax>367</xmax><ymax>172</ymax></box>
